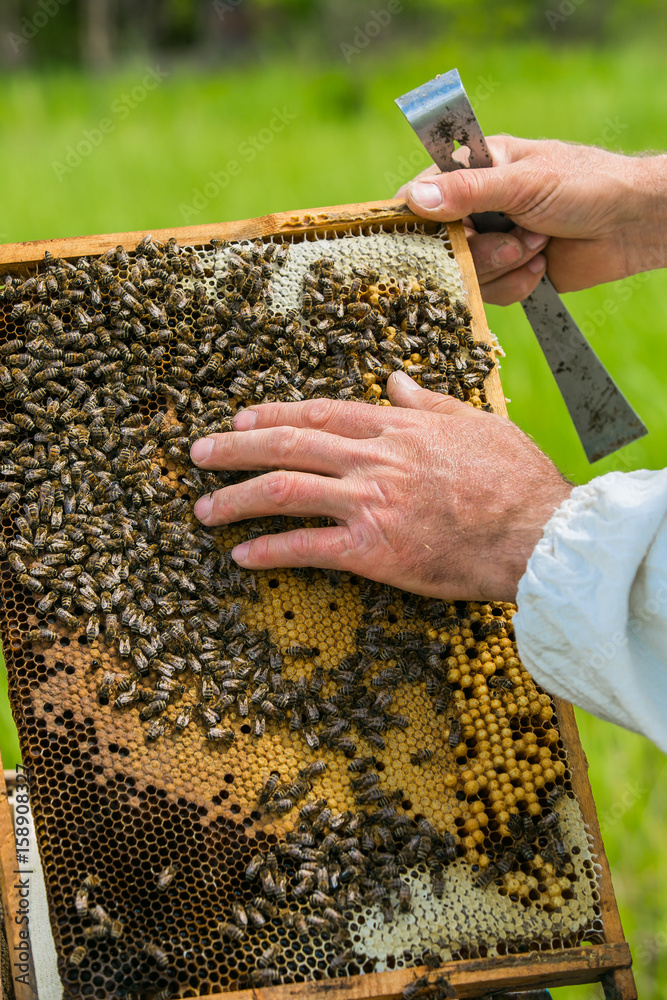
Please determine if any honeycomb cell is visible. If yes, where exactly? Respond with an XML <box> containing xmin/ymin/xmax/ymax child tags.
<box><xmin>0</xmin><ymin>230</ymin><xmax>600</xmax><ymax>999</ymax></box>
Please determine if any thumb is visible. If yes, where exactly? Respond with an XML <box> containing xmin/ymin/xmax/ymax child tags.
<box><xmin>387</xmin><ymin>371</ymin><xmax>467</xmax><ymax>415</ymax></box>
<box><xmin>405</xmin><ymin>163</ymin><xmax>523</xmax><ymax>222</ymax></box>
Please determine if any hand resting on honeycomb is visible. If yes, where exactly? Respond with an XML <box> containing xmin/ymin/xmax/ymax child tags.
<box><xmin>190</xmin><ymin>374</ymin><xmax>572</xmax><ymax>602</ymax></box>
<box><xmin>396</xmin><ymin>136</ymin><xmax>667</xmax><ymax>306</ymax></box>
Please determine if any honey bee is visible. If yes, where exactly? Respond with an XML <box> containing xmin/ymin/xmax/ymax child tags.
<box><xmin>74</xmin><ymin>885</ymin><xmax>89</xmax><ymax>914</ymax></box>
<box><xmin>249</xmin><ymin>969</ymin><xmax>279</xmax><ymax>987</ymax></box>
<box><xmin>259</xmin><ymin>868</ymin><xmax>275</xmax><ymax>896</ymax></box>
<box><xmin>28</xmin><ymin>627</ymin><xmax>57</xmax><ymax>643</ymax></box>
<box><xmin>231</xmin><ymin>901</ymin><xmax>248</xmax><ymax>928</ymax></box>
<box><xmin>97</xmin><ymin>672</ymin><xmax>116</xmax><ymax>705</ymax></box>
<box><xmin>252</xmin><ymin>895</ymin><xmax>278</xmax><ymax>918</ymax></box>
<box><xmin>258</xmin><ymin>943</ymin><xmax>281</xmax><ymax>968</ymax></box>
<box><xmin>245</xmin><ymin>853</ymin><xmax>263</xmax><ymax>881</ymax></box>
<box><xmin>442</xmin><ymin>831</ymin><xmax>457</xmax><ymax>863</ymax></box>
<box><xmin>474</xmin><ymin>864</ymin><xmax>498</xmax><ymax>889</ymax></box>
<box><xmin>144</xmin><ymin>941</ymin><xmax>169</xmax><ymax>970</ymax></box>
<box><xmin>447</xmin><ymin>717</ymin><xmax>462</xmax><ymax>747</ymax></box>
<box><xmin>350</xmin><ymin>771</ymin><xmax>379</xmax><ymax>791</ymax></box>
<box><xmin>206</xmin><ymin>726</ymin><xmax>235</xmax><ymax>744</ymax></box>
<box><xmin>488</xmin><ymin>674</ymin><xmax>513</xmax><ymax>691</ymax></box>
<box><xmin>242</xmin><ymin>902</ymin><xmax>266</xmax><ymax>927</ymax></box>
<box><xmin>146</xmin><ymin>718</ymin><xmax>168</xmax><ymax>741</ymax></box>
<box><xmin>269</xmin><ymin>797</ymin><xmax>294</xmax><ymax>814</ymax></box>
<box><xmin>86</xmin><ymin>613</ymin><xmax>100</xmax><ymax>640</ymax></box>
<box><xmin>68</xmin><ymin>946</ymin><xmax>86</xmax><ymax>966</ymax></box>
<box><xmin>156</xmin><ymin>864</ymin><xmax>179</xmax><ymax>891</ymax></box>
<box><xmin>114</xmin><ymin>686</ymin><xmax>139</xmax><ymax>709</ymax></box>
<box><xmin>536</xmin><ymin>811</ymin><xmax>560</xmax><ymax>836</ymax></box>
<box><xmin>545</xmin><ymin>786</ymin><xmax>565</xmax><ymax>807</ymax></box>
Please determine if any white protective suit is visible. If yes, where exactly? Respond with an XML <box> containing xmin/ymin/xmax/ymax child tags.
<box><xmin>514</xmin><ymin>469</ymin><xmax>667</xmax><ymax>754</ymax></box>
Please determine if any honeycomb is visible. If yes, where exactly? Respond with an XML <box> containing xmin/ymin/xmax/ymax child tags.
<box><xmin>0</xmin><ymin>225</ymin><xmax>604</xmax><ymax>1000</ymax></box>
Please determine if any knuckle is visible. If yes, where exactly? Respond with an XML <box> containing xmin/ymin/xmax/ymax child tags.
<box><xmin>303</xmin><ymin>397</ymin><xmax>339</xmax><ymax>430</ymax></box>
<box><xmin>451</xmin><ymin>167</ymin><xmax>483</xmax><ymax>207</ymax></box>
<box><xmin>273</xmin><ymin>425</ymin><xmax>301</xmax><ymax>462</ymax></box>
<box><xmin>290</xmin><ymin>530</ymin><xmax>314</xmax><ymax>560</ymax></box>
<box><xmin>263</xmin><ymin>471</ymin><xmax>295</xmax><ymax>508</ymax></box>
<box><xmin>345</xmin><ymin>521</ymin><xmax>376</xmax><ymax>559</ymax></box>
<box><xmin>247</xmin><ymin>534</ymin><xmax>270</xmax><ymax>563</ymax></box>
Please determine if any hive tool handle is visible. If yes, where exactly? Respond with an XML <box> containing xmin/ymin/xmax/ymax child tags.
<box><xmin>395</xmin><ymin>69</ymin><xmax>648</xmax><ymax>463</ymax></box>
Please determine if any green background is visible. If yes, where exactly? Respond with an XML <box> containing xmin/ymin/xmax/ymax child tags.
<box><xmin>0</xmin><ymin>9</ymin><xmax>665</xmax><ymax>997</ymax></box>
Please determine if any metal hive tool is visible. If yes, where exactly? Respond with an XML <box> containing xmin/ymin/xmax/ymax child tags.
<box><xmin>395</xmin><ymin>68</ymin><xmax>649</xmax><ymax>463</ymax></box>
<box><xmin>0</xmin><ymin>223</ymin><xmax>604</xmax><ymax>1000</ymax></box>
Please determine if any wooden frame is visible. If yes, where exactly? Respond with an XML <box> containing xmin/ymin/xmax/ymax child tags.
<box><xmin>0</xmin><ymin>765</ymin><xmax>38</xmax><ymax>1000</ymax></box>
<box><xmin>0</xmin><ymin>202</ymin><xmax>635</xmax><ymax>1000</ymax></box>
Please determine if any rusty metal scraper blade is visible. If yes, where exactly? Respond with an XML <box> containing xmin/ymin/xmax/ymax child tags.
<box><xmin>521</xmin><ymin>278</ymin><xmax>647</xmax><ymax>462</ymax></box>
<box><xmin>395</xmin><ymin>69</ymin><xmax>648</xmax><ymax>462</ymax></box>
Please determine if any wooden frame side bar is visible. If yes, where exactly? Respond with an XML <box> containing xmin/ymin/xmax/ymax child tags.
<box><xmin>0</xmin><ymin>760</ymin><xmax>38</xmax><ymax>1000</ymax></box>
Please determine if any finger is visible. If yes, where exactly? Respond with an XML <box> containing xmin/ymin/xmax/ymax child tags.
<box><xmin>193</xmin><ymin>470</ymin><xmax>354</xmax><ymax>526</ymax></box>
<box><xmin>386</xmin><ymin>371</ymin><xmax>470</xmax><ymax>415</ymax></box>
<box><xmin>478</xmin><ymin>256</ymin><xmax>547</xmax><ymax>306</ymax></box>
<box><xmin>232</xmin><ymin>397</ymin><xmax>394</xmax><ymax>439</ymax></box>
<box><xmin>405</xmin><ymin>159</ymin><xmax>536</xmax><ymax>222</ymax></box>
<box><xmin>485</xmin><ymin>134</ymin><xmax>541</xmax><ymax>167</ymax></box>
<box><xmin>231</xmin><ymin>525</ymin><xmax>359</xmax><ymax>571</ymax></box>
<box><xmin>467</xmin><ymin>229</ymin><xmax>549</xmax><ymax>281</ymax></box>
<box><xmin>392</xmin><ymin>134</ymin><xmax>536</xmax><ymax>199</ymax></box>
<box><xmin>191</xmin><ymin>425</ymin><xmax>367</xmax><ymax>477</ymax></box>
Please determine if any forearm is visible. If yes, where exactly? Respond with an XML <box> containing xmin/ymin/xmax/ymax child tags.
<box><xmin>513</xmin><ymin>469</ymin><xmax>667</xmax><ymax>753</ymax></box>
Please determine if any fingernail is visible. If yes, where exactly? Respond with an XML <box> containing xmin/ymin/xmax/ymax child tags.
<box><xmin>194</xmin><ymin>495</ymin><xmax>213</xmax><ymax>521</ymax></box>
<box><xmin>492</xmin><ymin>240</ymin><xmax>523</xmax><ymax>267</ymax></box>
<box><xmin>234</xmin><ymin>409</ymin><xmax>257</xmax><ymax>431</ymax></box>
<box><xmin>523</xmin><ymin>231</ymin><xmax>549</xmax><ymax>251</ymax></box>
<box><xmin>393</xmin><ymin>370</ymin><xmax>420</xmax><ymax>391</ymax></box>
<box><xmin>408</xmin><ymin>181</ymin><xmax>443</xmax><ymax>210</ymax></box>
<box><xmin>527</xmin><ymin>253</ymin><xmax>547</xmax><ymax>274</ymax></box>
<box><xmin>232</xmin><ymin>541</ymin><xmax>250</xmax><ymax>563</ymax></box>
<box><xmin>190</xmin><ymin>437</ymin><xmax>214</xmax><ymax>464</ymax></box>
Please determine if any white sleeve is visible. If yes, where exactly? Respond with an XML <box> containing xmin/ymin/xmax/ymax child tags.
<box><xmin>513</xmin><ymin>469</ymin><xmax>667</xmax><ymax>753</ymax></box>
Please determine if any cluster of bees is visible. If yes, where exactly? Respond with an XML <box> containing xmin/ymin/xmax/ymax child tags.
<box><xmin>68</xmin><ymin>869</ymin><xmax>172</xmax><ymax>980</ymax></box>
<box><xmin>0</xmin><ymin>233</ymin><xmax>577</xmax><ymax>997</ymax></box>
<box><xmin>0</xmin><ymin>233</ymin><xmax>495</xmax><ymax>750</ymax></box>
<box><xmin>204</xmin><ymin>750</ymin><xmax>569</xmax><ymax>989</ymax></box>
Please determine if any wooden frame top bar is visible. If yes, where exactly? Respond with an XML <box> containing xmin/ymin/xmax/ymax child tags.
<box><xmin>0</xmin><ymin>199</ymin><xmax>424</xmax><ymax>271</ymax></box>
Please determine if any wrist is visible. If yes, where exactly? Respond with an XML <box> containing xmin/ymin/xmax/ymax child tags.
<box><xmin>622</xmin><ymin>153</ymin><xmax>667</xmax><ymax>276</ymax></box>
<box><xmin>486</xmin><ymin>481</ymin><xmax>574</xmax><ymax>603</ymax></box>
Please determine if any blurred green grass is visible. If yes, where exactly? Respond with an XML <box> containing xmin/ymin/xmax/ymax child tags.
<box><xmin>0</xmin><ymin>38</ymin><xmax>665</xmax><ymax>998</ymax></box>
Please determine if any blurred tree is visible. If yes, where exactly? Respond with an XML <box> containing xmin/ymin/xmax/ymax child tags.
<box><xmin>0</xmin><ymin>0</ymin><xmax>25</xmax><ymax>68</ymax></box>
<box><xmin>80</xmin><ymin>0</ymin><xmax>115</xmax><ymax>70</ymax></box>
<box><xmin>0</xmin><ymin>0</ymin><xmax>665</xmax><ymax>74</ymax></box>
